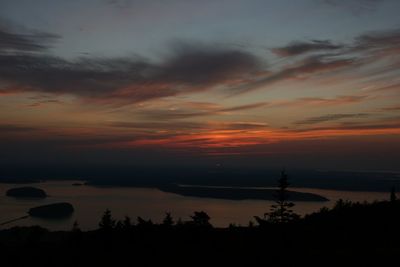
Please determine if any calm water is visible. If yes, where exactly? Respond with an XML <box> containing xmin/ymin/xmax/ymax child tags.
<box><xmin>0</xmin><ymin>181</ymin><xmax>389</xmax><ymax>230</ymax></box>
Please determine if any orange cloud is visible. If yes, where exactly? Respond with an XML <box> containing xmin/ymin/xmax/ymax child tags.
<box><xmin>95</xmin><ymin>125</ymin><xmax>400</xmax><ymax>152</ymax></box>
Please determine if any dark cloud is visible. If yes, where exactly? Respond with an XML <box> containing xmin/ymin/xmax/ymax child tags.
<box><xmin>137</xmin><ymin>108</ymin><xmax>219</xmax><ymax>120</ymax></box>
<box><xmin>232</xmin><ymin>55</ymin><xmax>356</xmax><ymax>94</ymax></box>
<box><xmin>0</xmin><ymin>27</ymin><xmax>262</xmax><ymax>103</ymax></box>
<box><xmin>322</xmin><ymin>0</ymin><xmax>385</xmax><ymax>14</ymax></box>
<box><xmin>295</xmin><ymin>113</ymin><xmax>370</xmax><ymax>125</ymax></box>
<box><xmin>219</xmin><ymin>122</ymin><xmax>269</xmax><ymax>130</ymax></box>
<box><xmin>267</xmin><ymin>27</ymin><xmax>400</xmax><ymax>90</ymax></box>
<box><xmin>269</xmin><ymin>56</ymin><xmax>353</xmax><ymax>80</ymax></box>
<box><xmin>0</xmin><ymin>54</ymin><xmax>154</xmax><ymax>99</ymax></box>
<box><xmin>292</xmin><ymin>122</ymin><xmax>400</xmax><ymax>132</ymax></box>
<box><xmin>220</xmin><ymin>102</ymin><xmax>268</xmax><ymax>112</ymax></box>
<box><xmin>0</xmin><ymin>124</ymin><xmax>38</xmax><ymax>132</ymax></box>
<box><xmin>356</xmin><ymin>29</ymin><xmax>400</xmax><ymax>47</ymax></box>
<box><xmin>158</xmin><ymin>42</ymin><xmax>261</xmax><ymax>85</ymax></box>
<box><xmin>274</xmin><ymin>27</ymin><xmax>400</xmax><ymax>60</ymax></box>
<box><xmin>2</xmin><ymin>18</ymin><xmax>398</xmax><ymax>104</ymax></box>
<box><xmin>353</xmin><ymin>28</ymin><xmax>400</xmax><ymax>57</ymax></box>
<box><xmin>234</xmin><ymin>26</ymin><xmax>400</xmax><ymax>95</ymax></box>
<box><xmin>26</xmin><ymin>99</ymin><xmax>63</xmax><ymax>108</ymax></box>
<box><xmin>272</xmin><ymin>40</ymin><xmax>344</xmax><ymax>57</ymax></box>
<box><xmin>0</xmin><ymin>21</ymin><xmax>60</xmax><ymax>53</ymax></box>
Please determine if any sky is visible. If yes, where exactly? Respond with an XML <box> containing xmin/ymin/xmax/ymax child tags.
<box><xmin>0</xmin><ymin>0</ymin><xmax>400</xmax><ymax>171</ymax></box>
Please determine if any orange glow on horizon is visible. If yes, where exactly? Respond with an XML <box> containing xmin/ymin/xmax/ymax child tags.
<box><xmin>92</xmin><ymin>126</ymin><xmax>400</xmax><ymax>151</ymax></box>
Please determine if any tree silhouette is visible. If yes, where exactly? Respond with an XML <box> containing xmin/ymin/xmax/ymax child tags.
<box><xmin>267</xmin><ymin>170</ymin><xmax>299</xmax><ymax>223</ymax></box>
<box><xmin>115</xmin><ymin>220</ymin><xmax>124</xmax><ymax>230</ymax></box>
<box><xmin>390</xmin><ymin>185</ymin><xmax>397</xmax><ymax>202</ymax></box>
<box><xmin>122</xmin><ymin>216</ymin><xmax>132</xmax><ymax>229</ymax></box>
<box><xmin>176</xmin><ymin>217</ymin><xmax>184</xmax><ymax>228</ymax></box>
<box><xmin>162</xmin><ymin>212</ymin><xmax>174</xmax><ymax>227</ymax></box>
<box><xmin>190</xmin><ymin>211</ymin><xmax>212</xmax><ymax>228</ymax></box>
<box><xmin>70</xmin><ymin>220</ymin><xmax>82</xmax><ymax>245</ymax></box>
<box><xmin>99</xmin><ymin>209</ymin><xmax>115</xmax><ymax>231</ymax></box>
<box><xmin>136</xmin><ymin>216</ymin><xmax>153</xmax><ymax>227</ymax></box>
<box><xmin>72</xmin><ymin>220</ymin><xmax>81</xmax><ymax>233</ymax></box>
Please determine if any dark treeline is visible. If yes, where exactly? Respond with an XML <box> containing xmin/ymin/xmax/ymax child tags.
<box><xmin>1</xmin><ymin>199</ymin><xmax>400</xmax><ymax>266</ymax></box>
<box><xmin>1</xmin><ymin>172</ymin><xmax>400</xmax><ymax>266</ymax></box>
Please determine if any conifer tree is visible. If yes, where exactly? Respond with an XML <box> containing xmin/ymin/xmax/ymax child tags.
<box><xmin>390</xmin><ymin>185</ymin><xmax>397</xmax><ymax>202</ymax></box>
<box><xmin>99</xmin><ymin>209</ymin><xmax>116</xmax><ymax>230</ymax></box>
<box><xmin>267</xmin><ymin>170</ymin><xmax>299</xmax><ymax>223</ymax></box>
<box><xmin>162</xmin><ymin>212</ymin><xmax>174</xmax><ymax>227</ymax></box>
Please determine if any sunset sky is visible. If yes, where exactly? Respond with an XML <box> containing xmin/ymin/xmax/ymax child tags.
<box><xmin>1</xmin><ymin>0</ymin><xmax>400</xmax><ymax>171</ymax></box>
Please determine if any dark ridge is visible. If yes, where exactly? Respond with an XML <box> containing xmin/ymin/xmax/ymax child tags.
<box><xmin>0</xmin><ymin>200</ymin><xmax>399</xmax><ymax>266</ymax></box>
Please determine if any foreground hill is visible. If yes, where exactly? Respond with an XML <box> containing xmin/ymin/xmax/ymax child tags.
<box><xmin>0</xmin><ymin>199</ymin><xmax>399</xmax><ymax>266</ymax></box>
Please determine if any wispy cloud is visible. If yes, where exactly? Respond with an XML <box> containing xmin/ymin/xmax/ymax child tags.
<box><xmin>295</xmin><ymin>113</ymin><xmax>370</xmax><ymax>125</ymax></box>
<box><xmin>219</xmin><ymin>102</ymin><xmax>268</xmax><ymax>112</ymax></box>
<box><xmin>272</xmin><ymin>40</ymin><xmax>344</xmax><ymax>57</ymax></box>
<box><xmin>268</xmin><ymin>95</ymin><xmax>368</xmax><ymax>108</ymax></box>
<box><xmin>110</xmin><ymin>120</ymin><xmax>268</xmax><ymax>131</ymax></box>
<box><xmin>232</xmin><ymin>55</ymin><xmax>356</xmax><ymax>94</ymax></box>
<box><xmin>0</xmin><ymin>124</ymin><xmax>38</xmax><ymax>133</ymax></box>
<box><xmin>243</xmin><ymin>26</ymin><xmax>400</xmax><ymax>96</ymax></box>
<box><xmin>380</xmin><ymin>105</ymin><xmax>400</xmax><ymax>111</ymax></box>
<box><xmin>135</xmin><ymin>100</ymin><xmax>269</xmax><ymax>120</ymax></box>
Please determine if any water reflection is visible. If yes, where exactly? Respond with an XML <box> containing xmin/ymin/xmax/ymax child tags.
<box><xmin>0</xmin><ymin>181</ymin><xmax>389</xmax><ymax>230</ymax></box>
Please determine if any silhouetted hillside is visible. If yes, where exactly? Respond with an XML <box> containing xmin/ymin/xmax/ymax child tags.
<box><xmin>1</xmin><ymin>199</ymin><xmax>399</xmax><ymax>267</ymax></box>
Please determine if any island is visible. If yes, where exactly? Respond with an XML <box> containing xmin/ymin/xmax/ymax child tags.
<box><xmin>28</xmin><ymin>202</ymin><xmax>74</xmax><ymax>219</ymax></box>
<box><xmin>6</xmin><ymin>186</ymin><xmax>47</xmax><ymax>198</ymax></box>
<box><xmin>159</xmin><ymin>184</ymin><xmax>329</xmax><ymax>202</ymax></box>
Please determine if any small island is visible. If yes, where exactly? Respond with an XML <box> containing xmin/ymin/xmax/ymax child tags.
<box><xmin>6</xmin><ymin>187</ymin><xmax>47</xmax><ymax>198</ymax></box>
<box><xmin>28</xmin><ymin>202</ymin><xmax>74</xmax><ymax>219</ymax></box>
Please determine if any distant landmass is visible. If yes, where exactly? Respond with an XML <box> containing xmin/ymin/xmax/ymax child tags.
<box><xmin>159</xmin><ymin>184</ymin><xmax>329</xmax><ymax>202</ymax></box>
<box><xmin>6</xmin><ymin>186</ymin><xmax>47</xmax><ymax>198</ymax></box>
<box><xmin>1</xmin><ymin>167</ymin><xmax>399</xmax><ymax>192</ymax></box>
